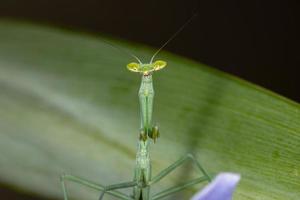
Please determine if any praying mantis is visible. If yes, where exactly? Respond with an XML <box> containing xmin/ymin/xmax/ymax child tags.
<box><xmin>60</xmin><ymin>15</ymin><xmax>211</xmax><ymax>200</ymax></box>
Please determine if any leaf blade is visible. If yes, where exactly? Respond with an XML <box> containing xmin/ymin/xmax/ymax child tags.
<box><xmin>0</xmin><ymin>20</ymin><xmax>299</xmax><ymax>200</ymax></box>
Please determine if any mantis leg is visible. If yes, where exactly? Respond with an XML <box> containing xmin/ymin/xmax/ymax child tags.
<box><xmin>98</xmin><ymin>181</ymin><xmax>137</xmax><ymax>200</ymax></box>
<box><xmin>149</xmin><ymin>154</ymin><xmax>211</xmax><ymax>199</ymax></box>
<box><xmin>149</xmin><ymin>153</ymin><xmax>211</xmax><ymax>186</ymax></box>
<box><xmin>60</xmin><ymin>174</ymin><xmax>133</xmax><ymax>200</ymax></box>
<box><xmin>152</xmin><ymin>176</ymin><xmax>207</xmax><ymax>200</ymax></box>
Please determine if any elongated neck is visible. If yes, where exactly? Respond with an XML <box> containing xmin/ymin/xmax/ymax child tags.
<box><xmin>138</xmin><ymin>74</ymin><xmax>154</xmax><ymax>132</ymax></box>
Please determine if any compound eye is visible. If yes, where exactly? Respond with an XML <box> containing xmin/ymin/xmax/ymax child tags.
<box><xmin>153</xmin><ymin>60</ymin><xmax>167</xmax><ymax>71</ymax></box>
<box><xmin>127</xmin><ymin>62</ymin><xmax>140</xmax><ymax>72</ymax></box>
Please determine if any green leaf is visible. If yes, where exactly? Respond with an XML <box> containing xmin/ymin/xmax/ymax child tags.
<box><xmin>0</xmin><ymin>20</ymin><xmax>299</xmax><ymax>200</ymax></box>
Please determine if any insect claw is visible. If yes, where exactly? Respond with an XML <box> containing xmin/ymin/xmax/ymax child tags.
<box><xmin>148</xmin><ymin>125</ymin><xmax>159</xmax><ymax>143</ymax></box>
<box><xmin>139</xmin><ymin>129</ymin><xmax>147</xmax><ymax>141</ymax></box>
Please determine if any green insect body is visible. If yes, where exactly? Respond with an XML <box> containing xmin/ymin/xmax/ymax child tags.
<box><xmin>60</xmin><ymin>14</ymin><xmax>211</xmax><ymax>200</ymax></box>
<box><xmin>60</xmin><ymin>58</ymin><xmax>211</xmax><ymax>200</ymax></box>
<box><xmin>131</xmin><ymin>61</ymin><xmax>164</xmax><ymax>200</ymax></box>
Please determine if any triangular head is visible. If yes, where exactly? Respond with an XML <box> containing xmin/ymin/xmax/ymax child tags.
<box><xmin>127</xmin><ymin>60</ymin><xmax>167</xmax><ymax>75</ymax></box>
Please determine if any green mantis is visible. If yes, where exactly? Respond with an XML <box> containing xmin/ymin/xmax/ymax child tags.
<box><xmin>60</xmin><ymin>14</ymin><xmax>211</xmax><ymax>200</ymax></box>
<box><xmin>60</xmin><ymin>57</ymin><xmax>211</xmax><ymax>200</ymax></box>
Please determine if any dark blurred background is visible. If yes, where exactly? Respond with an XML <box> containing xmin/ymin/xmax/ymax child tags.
<box><xmin>0</xmin><ymin>0</ymin><xmax>299</xmax><ymax>199</ymax></box>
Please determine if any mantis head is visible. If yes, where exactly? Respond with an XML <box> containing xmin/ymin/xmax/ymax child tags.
<box><xmin>127</xmin><ymin>60</ymin><xmax>167</xmax><ymax>75</ymax></box>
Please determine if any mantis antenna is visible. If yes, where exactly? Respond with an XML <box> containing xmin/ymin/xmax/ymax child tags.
<box><xmin>102</xmin><ymin>38</ymin><xmax>142</xmax><ymax>64</ymax></box>
<box><xmin>149</xmin><ymin>13</ymin><xmax>198</xmax><ymax>64</ymax></box>
<box><xmin>101</xmin><ymin>13</ymin><xmax>197</xmax><ymax>65</ymax></box>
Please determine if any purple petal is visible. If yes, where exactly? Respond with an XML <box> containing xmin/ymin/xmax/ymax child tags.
<box><xmin>191</xmin><ymin>173</ymin><xmax>241</xmax><ymax>200</ymax></box>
